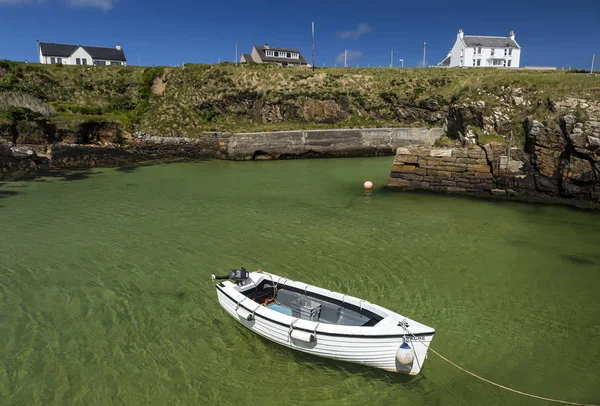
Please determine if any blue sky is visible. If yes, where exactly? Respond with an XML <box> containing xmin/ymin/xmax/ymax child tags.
<box><xmin>0</xmin><ymin>0</ymin><xmax>599</xmax><ymax>69</ymax></box>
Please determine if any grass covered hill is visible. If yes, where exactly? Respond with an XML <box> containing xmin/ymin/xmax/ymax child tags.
<box><xmin>1</xmin><ymin>60</ymin><xmax>599</xmax><ymax>145</ymax></box>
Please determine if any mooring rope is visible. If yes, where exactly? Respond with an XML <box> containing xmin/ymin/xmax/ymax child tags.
<box><xmin>424</xmin><ymin>345</ymin><xmax>598</xmax><ymax>406</ymax></box>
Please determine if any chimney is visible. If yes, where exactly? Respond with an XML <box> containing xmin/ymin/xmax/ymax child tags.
<box><xmin>508</xmin><ymin>30</ymin><xmax>515</xmax><ymax>41</ymax></box>
<box><xmin>116</xmin><ymin>43</ymin><xmax>121</xmax><ymax>51</ymax></box>
<box><xmin>264</xmin><ymin>43</ymin><xmax>270</xmax><ymax>50</ymax></box>
<box><xmin>458</xmin><ymin>29</ymin><xmax>464</xmax><ymax>39</ymax></box>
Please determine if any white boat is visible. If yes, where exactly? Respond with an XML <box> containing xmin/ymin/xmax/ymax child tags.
<box><xmin>213</xmin><ymin>269</ymin><xmax>436</xmax><ymax>375</ymax></box>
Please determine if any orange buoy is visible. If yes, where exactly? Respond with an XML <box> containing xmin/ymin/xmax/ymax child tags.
<box><xmin>364</xmin><ymin>181</ymin><xmax>373</xmax><ymax>190</ymax></box>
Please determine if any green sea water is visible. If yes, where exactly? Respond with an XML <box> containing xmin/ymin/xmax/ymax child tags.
<box><xmin>0</xmin><ymin>157</ymin><xmax>599</xmax><ymax>405</ymax></box>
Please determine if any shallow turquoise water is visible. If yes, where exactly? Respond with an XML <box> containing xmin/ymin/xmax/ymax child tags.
<box><xmin>0</xmin><ymin>157</ymin><xmax>599</xmax><ymax>405</ymax></box>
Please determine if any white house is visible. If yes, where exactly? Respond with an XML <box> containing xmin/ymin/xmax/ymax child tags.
<box><xmin>37</xmin><ymin>41</ymin><xmax>127</xmax><ymax>66</ymax></box>
<box><xmin>240</xmin><ymin>44</ymin><xmax>307</xmax><ymax>66</ymax></box>
<box><xmin>439</xmin><ymin>29</ymin><xmax>521</xmax><ymax>68</ymax></box>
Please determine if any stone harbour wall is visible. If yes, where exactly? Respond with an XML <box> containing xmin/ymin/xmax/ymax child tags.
<box><xmin>0</xmin><ymin>127</ymin><xmax>443</xmax><ymax>177</ymax></box>
<box><xmin>388</xmin><ymin>147</ymin><xmax>495</xmax><ymax>194</ymax></box>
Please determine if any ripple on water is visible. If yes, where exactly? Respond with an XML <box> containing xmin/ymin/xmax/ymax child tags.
<box><xmin>0</xmin><ymin>158</ymin><xmax>599</xmax><ymax>405</ymax></box>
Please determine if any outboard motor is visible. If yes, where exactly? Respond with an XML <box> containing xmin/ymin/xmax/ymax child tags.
<box><xmin>212</xmin><ymin>268</ymin><xmax>250</xmax><ymax>284</ymax></box>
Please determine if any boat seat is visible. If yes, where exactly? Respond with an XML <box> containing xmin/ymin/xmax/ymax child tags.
<box><xmin>318</xmin><ymin>303</ymin><xmax>342</xmax><ymax>323</ymax></box>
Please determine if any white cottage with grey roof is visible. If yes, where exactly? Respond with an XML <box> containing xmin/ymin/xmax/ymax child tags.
<box><xmin>440</xmin><ymin>29</ymin><xmax>521</xmax><ymax>68</ymax></box>
<box><xmin>240</xmin><ymin>44</ymin><xmax>307</xmax><ymax>66</ymax></box>
<box><xmin>37</xmin><ymin>41</ymin><xmax>127</xmax><ymax>66</ymax></box>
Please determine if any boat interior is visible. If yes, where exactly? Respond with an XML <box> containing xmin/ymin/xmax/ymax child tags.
<box><xmin>242</xmin><ymin>279</ymin><xmax>383</xmax><ymax>327</ymax></box>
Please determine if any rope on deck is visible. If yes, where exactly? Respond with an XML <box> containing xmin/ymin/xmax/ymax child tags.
<box><xmin>425</xmin><ymin>345</ymin><xmax>598</xmax><ymax>406</ymax></box>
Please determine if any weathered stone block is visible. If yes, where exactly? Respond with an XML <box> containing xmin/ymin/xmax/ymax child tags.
<box><xmin>427</xmin><ymin>169</ymin><xmax>438</xmax><ymax>176</ymax></box>
<box><xmin>441</xmin><ymin>157</ymin><xmax>457</xmax><ymax>163</ymax></box>
<box><xmin>456</xmin><ymin>182</ymin><xmax>472</xmax><ymax>189</ymax></box>
<box><xmin>447</xmin><ymin>187</ymin><xmax>467</xmax><ymax>193</ymax></box>
<box><xmin>456</xmin><ymin>157</ymin><xmax>478</xmax><ymax>164</ymax></box>
<box><xmin>476</xmin><ymin>158</ymin><xmax>489</xmax><ymax>164</ymax></box>
<box><xmin>402</xmin><ymin>155</ymin><xmax>419</xmax><ymax>164</ymax></box>
<box><xmin>468</xmin><ymin>164</ymin><xmax>492</xmax><ymax>173</ymax></box>
<box><xmin>392</xmin><ymin>164</ymin><xmax>417</xmax><ymax>173</ymax></box>
<box><xmin>396</xmin><ymin>147</ymin><xmax>412</xmax><ymax>155</ymax></box>
<box><xmin>423</xmin><ymin>175</ymin><xmax>438</xmax><ymax>182</ymax></box>
<box><xmin>474</xmin><ymin>183</ymin><xmax>493</xmax><ymax>191</ymax></box>
<box><xmin>491</xmin><ymin>189</ymin><xmax>507</xmax><ymax>196</ymax></box>
<box><xmin>402</xmin><ymin>174</ymin><xmax>424</xmax><ymax>181</ymax></box>
<box><xmin>413</xmin><ymin>182</ymin><xmax>431</xmax><ymax>189</ymax></box>
<box><xmin>441</xmin><ymin>180</ymin><xmax>457</xmax><ymax>186</ymax></box>
<box><xmin>414</xmin><ymin>167</ymin><xmax>427</xmax><ymax>175</ymax></box>
<box><xmin>429</xmin><ymin>149</ymin><xmax>453</xmax><ymax>157</ymax></box>
<box><xmin>467</xmin><ymin>148</ymin><xmax>485</xmax><ymax>158</ymax></box>
<box><xmin>388</xmin><ymin>178</ymin><xmax>412</xmax><ymax>187</ymax></box>
<box><xmin>475</xmin><ymin>172</ymin><xmax>493</xmax><ymax>179</ymax></box>
<box><xmin>446</xmin><ymin>165</ymin><xmax>468</xmax><ymax>173</ymax></box>
<box><xmin>437</xmin><ymin>171</ymin><xmax>452</xmax><ymax>178</ymax></box>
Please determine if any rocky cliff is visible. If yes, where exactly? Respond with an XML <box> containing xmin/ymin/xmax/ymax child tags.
<box><xmin>388</xmin><ymin>99</ymin><xmax>600</xmax><ymax>205</ymax></box>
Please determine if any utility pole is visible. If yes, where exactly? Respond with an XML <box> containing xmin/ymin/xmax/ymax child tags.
<box><xmin>312</xmin><ymin>21</ymin><xmax>315</xmax><ymax>71</ymax></box>
<box><xmin>235</xmin><ymin>41</ymin><xmax>239</xmax><ymax>65</ymax></box>
<box><xmin>423</xmin><ymin>42</ymin><xmax>427</xmax><ymax>67</ymax></box>
<box><xmin>592</xmin><ymin>53</ymin><xmax>596</xmax><ymax>73</ymax></box>
<box><xmin>390</xmin><ymin>48</ymin><xmax>395</xmax><ymax>67</ymax></box>
<box><xmin>344</xmin><ymin>50</ymin><xmax>347</xmax><ymax>68</ymax></box>
<box><xmin>399</xmin><ymin>58</ymin><xmax>404</xmax><ymax>68</ymax></box>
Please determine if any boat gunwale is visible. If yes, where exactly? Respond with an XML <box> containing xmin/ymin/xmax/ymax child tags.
<box><xmin>216</xmin><ymin>284</ymin><xmax>435</xmax><ymax>339</ymax></box>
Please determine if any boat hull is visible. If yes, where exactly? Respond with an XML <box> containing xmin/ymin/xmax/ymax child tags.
<box><xmin>216</xmin><ymin>282</ymin><xmax>434</xmax><ymax>374</ymax></box>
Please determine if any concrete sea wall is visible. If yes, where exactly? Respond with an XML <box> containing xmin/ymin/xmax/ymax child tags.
<box><xmin>0</xmin><ymin>127</ymin><xmax>443</xmax><ymax>176</ymax></box>
<box><xmin>226</xmin><ymin>128</ymin><xmax>444</xmax><ymax>160</ymax></box>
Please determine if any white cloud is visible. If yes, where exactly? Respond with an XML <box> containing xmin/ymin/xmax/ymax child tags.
<box><xmin>337</xmin><ymin>23</ymin><xmax>372</xmax><ymax>40</ymax></box>
<box><xmin>335</xmin><ymin>50</ymin><xmax>364</xmax><ymax>65</ymax></box>
<box><xmin>66</xmin><ymin>0</ymin><xmax>117</xmax><ymax>10</ymax></box>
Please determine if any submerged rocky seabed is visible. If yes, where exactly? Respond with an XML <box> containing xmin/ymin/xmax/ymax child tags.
<box><xmin>1</xmin><ymin>157</ymin><xmax>599</xmax><ymax>404</ymax></box>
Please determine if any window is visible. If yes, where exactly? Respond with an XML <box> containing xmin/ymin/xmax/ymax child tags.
<box><xmin>472</xmin><ymin>59</ymin><xmax>476</xmax><ymax>66</ymax></box>
<box><xmin>460</xmin><ymin>49</ymin><xmax>463</xmax><ymax>57</ymax></box>
<box><xmin>57</xmin><ymin>57</ymin><xmax>62</xmax><ymax>63</ymax></box>
<box><xmin>477</xmin><ymin>47</ymin><xmax>482</xmax><ymax>54</ymax></box>
<box><xmin>110</xmin><ymin>61</ymin><xmax>121</xmax><ymax>66</ymax></box>
<box><xmin>508</xmin><ymin>60</ymin><xmax>512</xmax><ymax>67</ymax></box>
<box><xmin>287</xmin><ymin>52</ymin><xmax>291</xmax><ymax>58</ymax></box>
<box><xmin>492</xmin><ymin>59</ymin><xmax>503</xmax><ymax>66</ymax></box>
<box><xmin>503</xmin><ymin>60</ymin><xmax>507</xmax><ymax>67</ymax></box>
<box><xmin>477</xmin><ymin>59</ymin><xmax>481</xmax><ymax>66</ymax></box>
<box><xmin>94</xmin><ymin>60</ymin><xmax>106</xmax><ymax>66</ymax></box>
<box><xmin>76</xmin><ymin>58</ymin><xmax>81</xmax><ymax>65</ymax></box>
<box><xmin>82</xmin><ymin>58</ymin><xmax>87</xmax><ymax>65</ymax></box>
<box><xmin>491</xmin><ymin>48</ymin><xmax>495</xmax><ymax>56</ymax></box>
<box><xmin>273</xmin><ymin>51</ymin><xmax>279</xmax><ymax>57</ymax></box>
<box><xmin>504</xmin><ymin>49</ymin><xmax>508</xmax><ymax>56</ymax></box>
<box><xmin>50</xmin><ymin>57</ymin><xmax>55</xmax><ymax>64</ymax></box>
<box><xmin>509</xmin><ymin>48</ymin><xmax>513</xmax><ymax>56</ymax></box>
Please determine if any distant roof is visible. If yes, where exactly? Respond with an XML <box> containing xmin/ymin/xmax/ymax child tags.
<box><xmin>240</xmin><ymin>54</ymin><xmax>254</xmax><ymax>63</ymax></box>
<box><xmin>39</xmin><ymin>42</ymin><xmax>77</xmax><ymax>57</ymax></box>
<box><xmin>438</xmin><ymin>55</ymin><xmax>451</xmax><ymax>66</ymax></box>
<box><xmin>253</xmin><ymin>45</ymin><xmax>307</xmax><ymax>64</ymax></box>
<box><xmin>39</xmin><ymin>42</ymin><xmax>127</xmax><ymax>61</ymax></box>
<box><xmin>82</xmin><ymin>45</ymin><xmax>126</xmax><ymax>61</ymax></box>
<box><xmin>463</xmin><ymin>36</ymin><xmax>519</xmax><ymax>49</ymax></box>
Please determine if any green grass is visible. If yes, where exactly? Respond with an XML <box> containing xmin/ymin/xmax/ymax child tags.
<box><xmin>2</xmin><ymin>60</ymin><xmax>599</xmax><ymax>144</ymax></box>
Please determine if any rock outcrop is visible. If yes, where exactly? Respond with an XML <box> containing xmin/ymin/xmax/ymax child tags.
<box><xmin>388</xmin><ymin>111</ymin><xmax>600</xmax><ymax>206</ymax></box>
